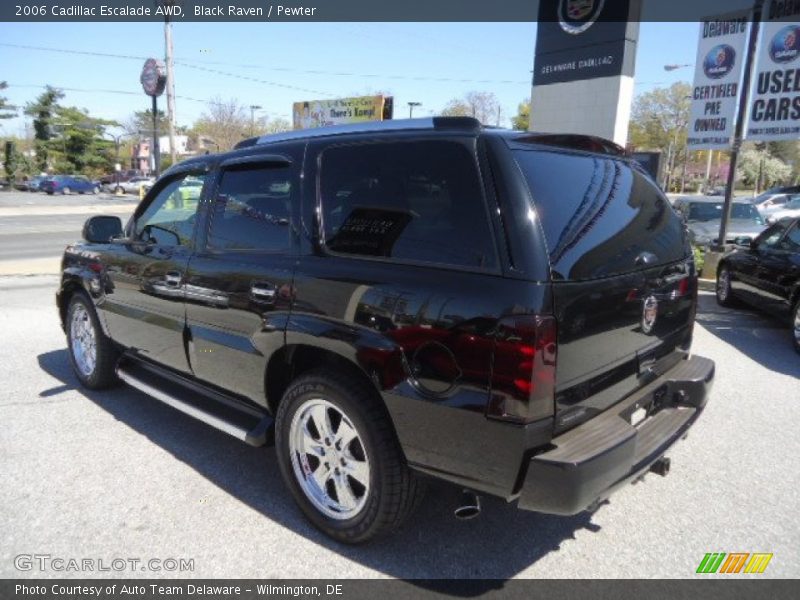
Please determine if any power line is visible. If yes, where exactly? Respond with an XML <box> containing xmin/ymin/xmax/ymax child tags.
<box><xmin>4</xmin><ymin>83</ymin><xmax>292</xmax><ymax>119</ymax></box>
<box><xmin>0</xmin><ymin>42</ymin><xmax>531</xmax><ymax>87</ymax></box>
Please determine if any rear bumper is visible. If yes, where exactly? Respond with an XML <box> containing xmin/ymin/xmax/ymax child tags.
<box><xmin>518</xmin><ymin>355</ymin><xmax>714</xmax><ymax>515</ymax></box>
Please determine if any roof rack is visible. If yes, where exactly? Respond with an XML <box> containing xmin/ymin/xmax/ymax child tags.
<box><xmin>235</xmin><ymin>116</ymin><xmax>482</xmax><ymax>149</ymax></box>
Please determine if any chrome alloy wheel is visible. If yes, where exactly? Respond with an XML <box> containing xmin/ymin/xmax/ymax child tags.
<box><xmin>70</xmin><ymin>303</ymin><xmax>97</xmax><ymax>377</ymax></box>
<box><xmin>289</xmin><ymin>399</ymin><xmax>370</xmax><ymax>520</ymax></box>
<box><xmin>717</xmin><ymin>268</ymin><xmax>730</xmax><ymax>302</ymax></box>
<box><xmin>794</xmin><ymin>303</ymin><xmax>800</xmax><ymax>344</ymax></box>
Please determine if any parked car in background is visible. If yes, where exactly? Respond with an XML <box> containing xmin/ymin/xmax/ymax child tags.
<box><xmin>15</xmin><ymin>175</ymin><xmax>48</xmax><ymax>192</ymax></box>
<box><xmin>57</xmin><ymin>117</ymin><xmax>714</xmax><ymax>543</ymax></box>
<box><xmin>673</xmin><ymin>196</ymin><xmax>767</xmax><ymax>247</ymax></box>
<box><xmin>751</xmin><ymin>191</ymin><xmax>799</xmax><ymax>217</ymax></box>
<box><xmin>716</xmin><ymin>217</ymin><xmax>800</xmax><ymax>353</ymax></box>
<box><xmin>765</xmin><ymin>196</ymin><xmax>800</xmax><ymax>224</ymax></box>
<box><xmin>41</xmin><ymin>175</ymin><xmax>100</xmax><ymax>195</ymax></box>
<box><xmin>99</xmin><ymin>169</ymin><xmax>145</xmax><ymax>192</ymax></box>
<box><xmin>118</xmin><ymin>176</ymin><xmax>155</xmax><ymax>195</ymax></box>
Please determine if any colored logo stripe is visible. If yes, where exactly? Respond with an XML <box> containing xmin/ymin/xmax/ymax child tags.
<box><xmin>697</xmin><ymin>552</ymin><xmax>773</xmax><ymax>574</ymax></box>
<box><xmin>744</xmin><ymin>553</ymin><xmax>773</xmax><ymax>574</ymax></box>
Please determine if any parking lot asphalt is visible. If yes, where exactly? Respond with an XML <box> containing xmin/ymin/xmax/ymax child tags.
<box><xmin>0</xmin><ymin>277</ymin><xmax>798</xmax><ymax>580</ymax></box>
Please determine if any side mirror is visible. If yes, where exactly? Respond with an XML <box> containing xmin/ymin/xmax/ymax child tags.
<box><xmin>83</xmin><ymin>215</ymin><xmax>123</xmax><ymax>243</ymax></box>
<box><xmin>733</xmin><ymin>236</ymin><xmax>751</xmax><ymax>248</ymax></box>
<box><xmin>750</xmin><ymin>238</ymin><xmax>759</xmax><ymax>250</ymax></box>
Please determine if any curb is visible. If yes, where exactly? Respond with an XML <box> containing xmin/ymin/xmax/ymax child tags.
<box><xmin>698</xmin><ymin>278</ymin><xmax>715</xmax><ymax>292</ymax></box>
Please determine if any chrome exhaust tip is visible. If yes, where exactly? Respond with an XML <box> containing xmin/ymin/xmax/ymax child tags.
<box><xmin>650</xmin><ymin>456</ymin><xmax>671</xmax><ymax>477</ymax></box>
<box><xmin>454</xmin><ymin>490</ymin><xmax>481</xmax><ymax>520</ymax></box>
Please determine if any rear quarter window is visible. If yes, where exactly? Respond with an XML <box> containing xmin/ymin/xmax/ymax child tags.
<box><xmin>513</xmin><ymin>149</ymin><xmax>686</xmax><ymax>280</ymax></box>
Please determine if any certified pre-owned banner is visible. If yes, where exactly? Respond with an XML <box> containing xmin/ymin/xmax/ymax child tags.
<box><xmin>687</xmin><ymin>12</ymin><xmax>750</xmax><ymax>149</ymax></box>
<box><xmin>746</xmin><ymin>0</ymin><xmax>800</xmax><ymax>141</ymax></box>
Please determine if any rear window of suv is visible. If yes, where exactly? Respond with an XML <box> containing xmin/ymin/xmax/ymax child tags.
<box><xmin>512</xmin><ymin>149</ymin><xmax>685</xmax><ymax>280</ymax></box>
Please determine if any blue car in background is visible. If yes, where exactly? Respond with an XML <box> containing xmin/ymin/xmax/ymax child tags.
<box><xmin>41</xmin><ymin>175</ymin><xmax>100</xmax><ymax>195</ymax></box>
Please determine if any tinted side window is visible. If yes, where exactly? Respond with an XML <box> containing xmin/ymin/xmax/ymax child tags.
<box><xmin>319</xmin><ymin>140</ymin><xmax>498</xmax><ymax>270</ymax></box>
<box><xmin>513</xmin><ymin>150</ymin><xmax>685</xmax><ymax>280</ymax></box>
<box><xmin>135</xmin><ymin>174</ymin><xmax>206</xmax><ymax>246</ymax></box>
<box><xmin>207</xmin><ymin>165</ymin><xmax>293</xmax><ymax>252</ymax></box>
<box><xmin>758</xmin><ymin>222</ymin><xmax>788</xmax><ymax>249</ymax></box>
<box><xmin>782</xmin><ymin>224</ymin><xmax>800</xmax><ymax>251</ymax></box>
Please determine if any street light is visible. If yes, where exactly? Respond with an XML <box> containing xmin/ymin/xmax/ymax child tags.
<box><xmin>408</xmin><ymin>102</ymin><xmax>422</xmax><ymax>118</ymax></box>
<box><xmin>249</xmin><ymin>104</ymin><xmax>263</xmax><ymax>135</ymax></box>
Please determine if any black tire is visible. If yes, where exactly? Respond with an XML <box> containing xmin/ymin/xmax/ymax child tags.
<box><xmin>65</xmin><ymin>293</ymin><xmax>119</xmax><ymax>389</ymax></box>
<box><xmin>716</xmin><ymin>265</ymin><xmax>737</xmax><ymax>307</ymax></box>
<box><xmin>275</xmin><ymin>368</ymin><xmax>424</xmax><ymax>544</ymax></box>
<box><xmin>791</xmin><ymin>298</ymin><xmax>800</xmax><ymax>355</ymax></box>
<box><xmin>114</xmin><ymin>185</ymin><xmax>123</xmax><ymax>194</ymax></box>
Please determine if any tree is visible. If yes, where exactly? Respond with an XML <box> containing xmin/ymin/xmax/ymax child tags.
<box><xmin>440</xmin><ymin>91</ymin><xmax>502</xmax><ymax>125</ymax></box>
<box><xmin>24</xmin><ymin>86</ymin><xmax>65</xmax><ymax>171</ymax></box>
<box><xmin>738</xmin><ymin>146</ymin><xmax>791</xmax><ymax>190</ymax></box>
<box><xmin>191</xmin><ymin>97</ymin><xmax>250</xmax><ymax>152</ymax></box>
<box><xmin>123</xmin><ymin>108</ymin><xmax>170</xmax><ymax>138</ymax></box>
<box><xmin>0</xmin><ymin>81</ymin><xmax>17</xmax><ymax>120</ymax></box>
<box><xmin>629</xmin><ymin>82</ymin><xmax>692</xmax><ymax>191</ymax></box>
<box><xmin>4</xmin><ymin>140</ymin><xmax>19</xmax><ymax>188</ymax></box>
<box><xmin>258</xmin><ymin>117</ymin><xmax>291</xmax><ymax>135</ymax></box>
<box><xmin>511</xmin><ymin>98</ymin><xmax>530</xmax><ymax>131</ymax></box>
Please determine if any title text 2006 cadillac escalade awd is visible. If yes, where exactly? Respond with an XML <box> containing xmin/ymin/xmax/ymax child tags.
<box><xmin>57</xmin><ymin>117</ymin><xmax>714</xmax><ymax>543</ymax></box>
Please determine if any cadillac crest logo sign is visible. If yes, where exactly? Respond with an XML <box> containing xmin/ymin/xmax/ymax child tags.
<box><xmin>558</xmin><ymin>0</ymin><xmax>605</xmax><ymax>35</ymax></box>
<box><xmin>641</xmin><ymin>295</ymin><xmax>658</xmax><ymax>334</ymax></box>
<box><xmin>769</xmin><ymin>24</ymin><xmax>800</xmax><ymax>64</ymax></box>
<box><xmin>703</xmin><ymin>44</ymin><xmax>736</xmax><ymax>79</ymax></box>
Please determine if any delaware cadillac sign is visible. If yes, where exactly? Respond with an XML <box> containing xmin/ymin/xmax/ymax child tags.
<box><xmin>533</xmin><ymin>0</ymin><xmax>638</xmax><ymax>86</ymax></box>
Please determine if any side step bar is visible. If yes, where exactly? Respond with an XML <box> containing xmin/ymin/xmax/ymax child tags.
<box><xmin>117</xmin><ymin>362</ymin><xmax>274</xmax><ymax>447</ymax></box>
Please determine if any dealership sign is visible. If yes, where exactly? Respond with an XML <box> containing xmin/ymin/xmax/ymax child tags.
<box><xmin>746</xmin><ymin>0</ymin><xmax>800</xmax><ymax>141</ymax></box>
<box><xmin>687</xmin><ymin>13</ymin><xmax>750</xmax><ymax>149</ymax></box>
<box><xmin>292</xmin><ymin>96</ymin><xmax>393</xmax><ymax>130</ymax></box>
<box><xmin>139</xmin><ymin>58</ymin><xmax>166</xmax><ymax>97</ymax></box>
<box><xmin>533</xmin><ymin>0</ymin><xmax>637</xmax><ymax>86</ymax></box>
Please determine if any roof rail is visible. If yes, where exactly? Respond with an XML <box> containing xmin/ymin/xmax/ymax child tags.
<box><xmin>235</xmin><ymin>116</ymin><xmax>482</xmax><ymax>149</ymax></box>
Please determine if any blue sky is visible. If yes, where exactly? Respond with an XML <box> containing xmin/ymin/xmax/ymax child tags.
<box><xmin>0</xmin><ymin>21</ymin><xmax>697</xmax><ymax>136</ymax></box>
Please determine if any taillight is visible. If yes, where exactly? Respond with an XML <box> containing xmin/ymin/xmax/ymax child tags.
<box><xmin>486</xmin><ymin>315</ymin><xmax>557</xmax><ymax>424</ymax></box>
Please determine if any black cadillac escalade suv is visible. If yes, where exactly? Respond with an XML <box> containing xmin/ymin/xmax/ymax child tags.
<box><xmin>57</xmin><ymin>117</ymin><xmax>714</xmax><ymax>543</ymax></box>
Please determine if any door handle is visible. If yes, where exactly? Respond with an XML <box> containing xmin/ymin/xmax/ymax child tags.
<box><xmin>250</xmin><ymin>282</ymin><xmax>277</xmax><ymax>301</ymax></box>
<box><xmin>165</xmin><ymin>271</ymin><xmax>182</xmax><ymax>286</ymax></box>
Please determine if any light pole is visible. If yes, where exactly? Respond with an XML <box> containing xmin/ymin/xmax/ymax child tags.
<box><xmin>408</xmin><ymin>102</ymin><xmax>421</xmax><ymax>118</ymax></box>
<box><xmin>249</xmin><ymin>105</ymin><xmax>262</xmax><ymax>136</ymax></box>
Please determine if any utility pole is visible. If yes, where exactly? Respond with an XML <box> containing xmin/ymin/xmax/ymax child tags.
<box><xmin>162</xmin><ymin>1</ymin><xmax>178</xmax><ymax>165</ymax></box>
<box><xmin>717</xmin><ymin>0</ymin><xmax>764</xmax><ymax>251</ymax></box>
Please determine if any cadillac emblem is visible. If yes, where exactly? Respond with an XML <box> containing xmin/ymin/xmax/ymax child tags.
<box><xmin>641</xmin><ymin>295</ymin><xmax>658</xmax><ymax>334</ymax></box>
<box><xmin>558</xmin><ymin>0</ymin><xmax>605</xmax><ymax>35</ymax></box>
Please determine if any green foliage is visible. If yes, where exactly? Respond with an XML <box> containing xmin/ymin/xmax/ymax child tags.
<box><xmin>24</xmin><ymin>86</ymin><xmax>65</xmax><ymax>171</ymax></box>
<box><xmin>4</xmin><ymin>140</ymin><xmax>19</xmax><ymax>187</ymax></box>
<box><xmin>738</xmin><ymin>146</ymin><xmax>791</xmax><ymax>189</ymax></box>
<box><xmin>511</xmin><ymin>98</ymin><xmax>530</xmax><ymax>131</ymax></box>
<box><xmin>692</xmin><ymin>245</ymin><xmax>705</xmax><ymax>276</ymax></box>
<box><xmin>0</xmin><ymin>81</ymin><xmax>17</xmax><ymax>120</ymax></box>
<box><xmin>124</xmin><ymin>108</ymin><xmax>170</xmax><ymax>138</ymax></box>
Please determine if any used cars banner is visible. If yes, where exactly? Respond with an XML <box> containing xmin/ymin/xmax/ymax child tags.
<box><xmin>746</xmin><ymin>0</ymin><xmax>800</xmax><ymax>141</ymax></box>
<box><xmin>687</xmin><ymin>11</ymin><xmax>750</xmax><ymax>149</ymax></box>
